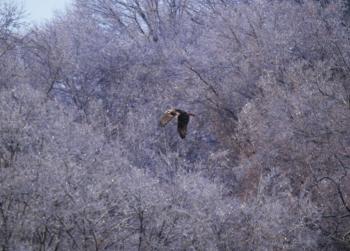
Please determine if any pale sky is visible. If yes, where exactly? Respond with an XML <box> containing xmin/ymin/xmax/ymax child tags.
<box><xmin>21</xmin><ymin>0</ymin><xmax>72</xmax><ymax>23</ymax></box>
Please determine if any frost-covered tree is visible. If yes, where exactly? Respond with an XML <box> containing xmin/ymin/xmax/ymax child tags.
<box><xmin>1</xmin><ymin>0</ymin><xmax>350</xmax><ymax>250</ymax></box>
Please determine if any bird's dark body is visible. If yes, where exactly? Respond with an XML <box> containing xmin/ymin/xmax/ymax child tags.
<box><xmin>176</xmin><ymin>110</ymin><xmax>190</xmax><ymax>139</ymax></box>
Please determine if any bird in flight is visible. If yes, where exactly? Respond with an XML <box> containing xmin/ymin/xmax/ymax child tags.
<box><xmin>160</xmin><ymin>108</ymin><xmax>195</xmax><ymax>139</ymax></box>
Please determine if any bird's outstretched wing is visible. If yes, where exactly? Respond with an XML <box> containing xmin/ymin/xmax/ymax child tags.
<box><xmin>160</xmin><ymin>109</ymin><xmax>177</xmax><ymax>127</ymax></box>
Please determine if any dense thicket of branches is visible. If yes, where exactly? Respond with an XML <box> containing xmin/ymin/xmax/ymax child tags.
<box><xmin>1</xmin><ymin>0</ymin><xmax>350</xmax><ymax>250</ymax></box>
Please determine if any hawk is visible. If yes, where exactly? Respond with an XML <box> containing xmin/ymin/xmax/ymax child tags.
<box><xmin>160</xmin><ymin>108</ymin><xmax>195</xmax><ymax>139</ymax></box>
